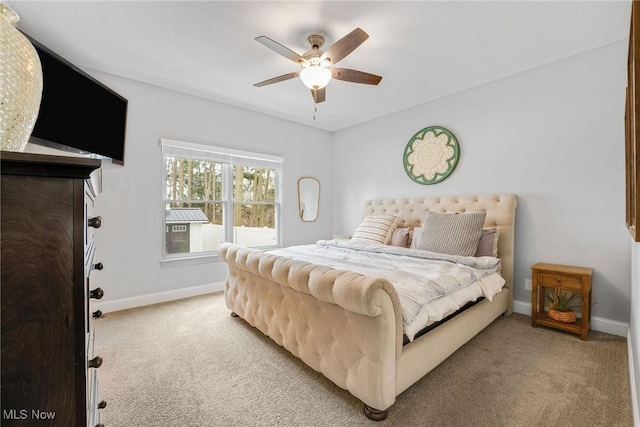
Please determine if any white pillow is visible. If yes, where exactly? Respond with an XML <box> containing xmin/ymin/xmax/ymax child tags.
<box><xmin>410</xmin><ymin>227</ymin><xmax>423</xmax><ymax>249</ymax></box>
<box><xmin>351</xmin><ymin>215</ymin><xmax>398</xmax><ymax>245</ymax></box>
<box><xmin>416</xmin><ymin>211</ymin><xmax>486</xmax><ymax>256</ymax></box>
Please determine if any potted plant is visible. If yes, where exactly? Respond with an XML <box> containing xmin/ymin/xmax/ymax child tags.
<box><xmin>546</xmin><ymin>289</ymin><xmax>580</xmax><ymax>323</ymax></box>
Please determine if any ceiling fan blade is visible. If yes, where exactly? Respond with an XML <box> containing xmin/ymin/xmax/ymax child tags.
<box><xmin>331</xmin><ymin>68</ymin><xmax>382</xmax><ymax>85</ymax></box>
<box><xmin>311</xmin><ymin>87</ymin><xmax>326</xmax><ymax>103</ymax></box>
<box><xmin>255</xmin><ymin>36</ymin><xmax>306</xmax><ymax>64</ymax></box>
<box><xmin>254</xmin><ymin>71</ymin><xmax>300</xmax><ymax>87</ymax></box>
<box><xmin>320</xmin><ymin>28</ymin><xmax>369</xmax><ymax>65</ymax></box>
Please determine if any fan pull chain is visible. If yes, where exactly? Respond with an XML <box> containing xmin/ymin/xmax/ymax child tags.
<box><xmin>313</xmin><ymin>104</ymin><xmax>317</xmax><ymax>121</ymax></box>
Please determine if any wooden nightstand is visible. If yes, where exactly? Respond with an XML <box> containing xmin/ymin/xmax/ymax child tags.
<box><xmin>531</xmin><ymin>263</ymin><xmax>593</xmax><ymax>340</ymax></box>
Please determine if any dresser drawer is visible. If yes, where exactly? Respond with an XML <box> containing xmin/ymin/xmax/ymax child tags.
<box><xmin>88</xmin><ymin>368</ymin><xmax>101</xmax><ymax>427</ymax></box>
<box><xmin>85</xmin><ymin>183</ymin><xmax>99</xmax><ymax>275</ymax></box>
<box><xmin>536</xmin><ymin>272</ymin><xmax>583</xmax><ymax>290</ymax></box>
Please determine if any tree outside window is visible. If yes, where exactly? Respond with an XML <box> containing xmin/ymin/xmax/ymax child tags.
<box><xmin>161</xmin><ymin>140</ymin><xmax>282</xmax><ymax>259</ymax></box>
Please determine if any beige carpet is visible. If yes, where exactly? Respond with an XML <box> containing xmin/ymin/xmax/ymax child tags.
<box><xmin>94</xmin><ymin>292</ymin><xmax>632</xmax><ymax>426</ymax></box>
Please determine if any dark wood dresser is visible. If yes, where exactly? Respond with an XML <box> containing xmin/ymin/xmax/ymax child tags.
<box><xmin>1</xmin><ymin>152</ymin><xmax>106</xmax><ymax>426</ymax></box>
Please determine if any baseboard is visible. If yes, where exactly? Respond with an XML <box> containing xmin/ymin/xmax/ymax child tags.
<box><xmin>93</xmin><ymin>282</ymin><xmax>225</xmax><ymax>313</ymax></box>
<box><xmin>512</xmin><ymin>299</ymin><xmax>629</xmax><ymax>337</ymax></box>
<box><xmin>628</xmin><ymin>329</ymin><xmax>640</xmax><ymax>427</ymax></box>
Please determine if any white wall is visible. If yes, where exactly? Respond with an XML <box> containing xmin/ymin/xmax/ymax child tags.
<box><xmin>630</xmin><ymin>240</ymin><xmax>640</xmax><ymax>422</ymax></box>
<box><xmin>332</xmin><ymin>41</ymin><xmax>630</xmax><ymax>324</ymax></box>
<box><xmin>85</xmin><ymin>73</ymin><xmax>333</xmax><ymax>302</ymax></box>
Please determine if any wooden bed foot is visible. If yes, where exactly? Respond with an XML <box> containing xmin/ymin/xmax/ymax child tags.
<box><xmin>364</xmin><ymin>404</ymin><xmax>388</xmax><ymax>421</ymax></box>
<box><xmin>230</xmin><ymin>312</ymin><xmax>239</xmax><ymax>317</ymax></box>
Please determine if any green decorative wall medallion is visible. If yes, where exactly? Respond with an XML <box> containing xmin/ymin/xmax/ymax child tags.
<box><xmin>403</xmin><ymin>126</ymin><xmax>460</xmax><ymax>185</ymax></box>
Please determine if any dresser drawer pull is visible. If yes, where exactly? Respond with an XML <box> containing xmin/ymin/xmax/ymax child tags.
<box><xmin>92</xmin><ymin>310</ymin><xmax>103</xmax><ymax>319</ymax></box>
<box><xmin>88</xmin><ymin>216</ymin><xmax>102</xmax><ymax>228</ymax></box>
<box><xmin>88</xmin><ymin>356</ymin><xmax>103</xmax><ymax>369</ymax></box>
<box><xmin>98</xmin><ymin>400</ymin><xmax>107</xmax><ymax>409</ymax></box>
<box><xmin>90</xmin><ymin>287</ymin><xmax>104</xmax><ymax>300</ymax></box>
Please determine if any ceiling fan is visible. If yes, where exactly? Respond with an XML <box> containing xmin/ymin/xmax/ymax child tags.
<box><xmin>253</xmin><ymin>28</ymin><xmax>382</xmax><ymax>103</ymax></box>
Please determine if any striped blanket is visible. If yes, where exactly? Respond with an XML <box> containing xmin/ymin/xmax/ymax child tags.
<box><xmin>269</xmin><ymin>239</ymin><xmax>502</xmax><ymax>332</ymax></box>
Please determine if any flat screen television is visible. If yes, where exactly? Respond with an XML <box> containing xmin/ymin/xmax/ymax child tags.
<box><xmin>24</xmin><ymin>32</ymin><xmax>128</xmax><ymax>165</ymax></box>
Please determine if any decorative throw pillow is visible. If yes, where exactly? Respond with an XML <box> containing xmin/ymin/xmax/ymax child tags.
<box><xmin>351</xmin><ymin>214</ymin><xmax>398</xmax><ymax>245</ymax></box>
<box><xmin>475</xmin><ymin>228</ymin><xmax>499</xmax><ymax>257</ymax></box>
<box><xmin>389</xmin><ymin>227</ymin><xmax>410</xmax><ymax>247</ymax></box>
<box><xmin>416</xmin><ymin>211</ymin><xmax>487</xmax><ymax>256</ymax></box>
<box><xmin>409</xmin><ymin>227</ymin><xmax>423</xmax><ymax>249</ymax></box>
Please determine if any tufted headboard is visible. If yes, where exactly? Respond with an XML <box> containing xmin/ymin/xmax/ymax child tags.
<box><xmin>362</xmin><ymin>194</ymin><xmax>517</xmax><ymax>312</ymax></box>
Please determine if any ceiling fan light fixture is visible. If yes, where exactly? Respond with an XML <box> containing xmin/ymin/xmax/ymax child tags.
<box><xmin>300</xmin><ymin>66</ymin><xmax>332</xmax><ymax>90</ymax></box>
<box><xmin>254</xmin><ymin>28</ymin><xmax>380</xmax><ymax>103</ymax></box>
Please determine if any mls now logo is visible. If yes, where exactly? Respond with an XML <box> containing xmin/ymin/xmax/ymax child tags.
<box><xmin>3</xmin><ymin>409</ymin><xmax>56</xmax><ymax>420</ymax></box>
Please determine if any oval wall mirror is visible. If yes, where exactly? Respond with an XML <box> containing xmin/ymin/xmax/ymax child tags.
<box><xmin>298</xmin><ymin>177</ymin><xmax>320</xmax><ymax>222</ymax></box>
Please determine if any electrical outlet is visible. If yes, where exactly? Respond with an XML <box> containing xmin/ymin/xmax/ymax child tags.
<box><xmin>525</xmin><ymin>279</ymin><xmax>532</xmax><ymax>291</ymax></box>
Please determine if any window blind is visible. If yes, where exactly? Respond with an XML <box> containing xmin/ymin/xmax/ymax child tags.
<box><xmin>161</xmin><ymin>138</ymin><xmax>284</xmax><ymax>170</ymax></box>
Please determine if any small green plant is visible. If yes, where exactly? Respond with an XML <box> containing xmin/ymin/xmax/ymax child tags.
<box><xmin>546</xmin><ymin>290</ymin><xmax>580</xmax><ymax>312</ymax></box>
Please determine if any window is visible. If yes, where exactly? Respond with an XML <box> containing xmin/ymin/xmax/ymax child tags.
<box><xmin>161</xmin><ymin>139</ymin><xmax>283</xmax><ymax>259</ymax></box>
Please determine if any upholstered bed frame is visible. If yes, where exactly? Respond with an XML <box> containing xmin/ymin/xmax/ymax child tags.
<box><xmin>220</xmin><ymin>194</ymin><xmax>517</xmax><ymax>420</ymax></box>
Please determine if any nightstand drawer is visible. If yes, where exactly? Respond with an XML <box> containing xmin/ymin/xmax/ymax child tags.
<box><xmin>537</xmin><ymin>272</ymin><xmax>582</xmax><ymax>290</ymax></box>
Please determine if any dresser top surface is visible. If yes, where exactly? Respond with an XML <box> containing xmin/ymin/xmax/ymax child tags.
<box><xmin>1</xmin><ymin>151</ymin><xmax>101</xmax><ymax>179</ymax></box>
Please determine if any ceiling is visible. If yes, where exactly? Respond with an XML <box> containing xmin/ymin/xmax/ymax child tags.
<box><xmin>8</xmin><ymin>1</ymin><xmax>631</xmax><ymax>132</ymax></box>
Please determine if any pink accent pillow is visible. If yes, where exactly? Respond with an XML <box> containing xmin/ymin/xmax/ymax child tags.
<box><xmin>475</xmin><ymin>228</ymin><xmax>499</xmax><ymax>257</ymax></box>
<box><xmin>389</xmin><ymin>227</ymin><xmax>410</xmax><ymax>247</ymax></box>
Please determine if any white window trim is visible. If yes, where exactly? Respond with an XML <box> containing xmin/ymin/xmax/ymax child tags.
<box><xmin>160</xmin><ymin>138</ymin><xmax>283</xmax><ymax>265</ymax></box>
<box><xmin>161</xmin><ymin>138</ymin><xmax>284</xmax><ymax>167</ymax></box>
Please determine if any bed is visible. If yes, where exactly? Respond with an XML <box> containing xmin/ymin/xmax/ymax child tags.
<box><xmin>220</xmin><ymin>194</ymin><xmax>517</xmax><ymax>420</ymax></box>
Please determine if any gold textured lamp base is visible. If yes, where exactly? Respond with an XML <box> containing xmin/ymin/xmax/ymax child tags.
<box><xmin>0</xmin><ymin>3</ymin><xmax>43</xmax><ymax>152</ymax></box>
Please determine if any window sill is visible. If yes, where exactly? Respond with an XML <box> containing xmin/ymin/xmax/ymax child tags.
<box><xmin>160</xmin><ymin>245</ymin><xmax>281</xmax><ymax>268</ymax></box>
<box><xmin>160</xmin><ymin>252</ymin><xmax>223</xmax><ymax>268</ymax></box>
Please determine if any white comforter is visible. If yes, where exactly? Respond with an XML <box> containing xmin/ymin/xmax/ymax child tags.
<box><xmin>269</xmin><ymin>239</ymin><xmax>505</xmax><ymax>342</ymax></box>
